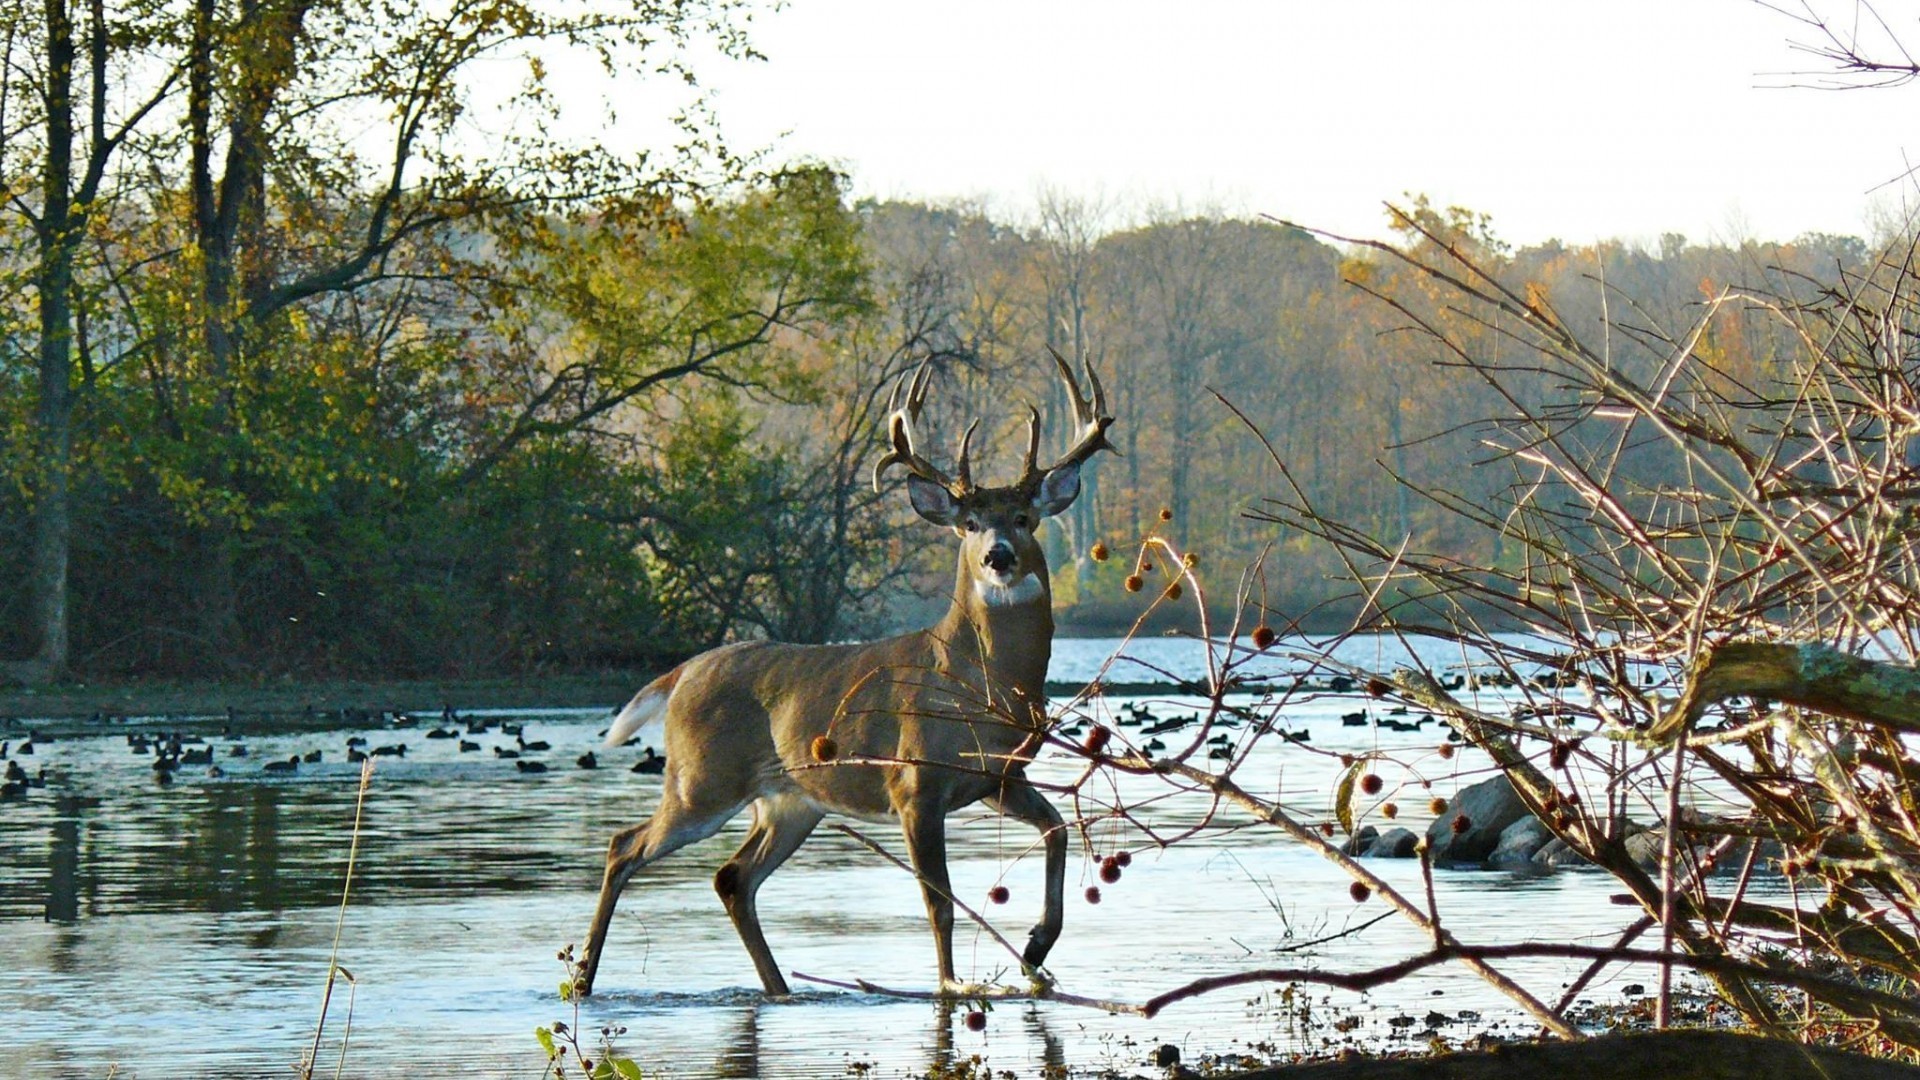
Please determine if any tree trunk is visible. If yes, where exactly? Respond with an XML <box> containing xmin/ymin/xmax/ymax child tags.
<box><xmin>13</xmin><ymin>0</ymin><xmax>80</xmax><ymax>684</ymax></box>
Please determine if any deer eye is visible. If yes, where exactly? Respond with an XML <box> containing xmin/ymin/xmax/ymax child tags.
<box><xmin>962</xmin><ymin>516</ymin><xmax>979</xmax><ymax>532</ymax></box>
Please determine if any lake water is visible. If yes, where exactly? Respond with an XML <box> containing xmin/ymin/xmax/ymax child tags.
<box><xmin>0</xmin><ymin>635</ymin><xmax>1785</xmax><ymax>1077</ymax></box>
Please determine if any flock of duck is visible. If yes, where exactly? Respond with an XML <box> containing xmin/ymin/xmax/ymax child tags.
<box><xmin>1050</xmin><ymin>672</ymin><xmax>1477</xmax><ymax>761</ymax></box>
<box><xmin>1</xmin><ymin>666</ymin><xmax>1631</xmax><ymax>802</ymax></box>
<box><xmin>0</xmin><ymin>704</ymin><xmax>667</xmax><ymax>800</ymax></box>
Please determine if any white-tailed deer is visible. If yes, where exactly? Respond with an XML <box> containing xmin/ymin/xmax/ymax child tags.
<box><xmin>575</xmin><ymin>353</ymin><xmax>1116</xmax><ymax>997</ymax></box>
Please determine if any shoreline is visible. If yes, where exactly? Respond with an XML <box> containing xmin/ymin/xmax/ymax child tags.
<box><xmin>0</xmin><ymin>671</ymin><xmax>652</xmax><ymax>732</ymax></box>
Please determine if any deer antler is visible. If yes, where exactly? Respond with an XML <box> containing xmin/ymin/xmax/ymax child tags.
<box><xmin>1019</xmin><ymin>347</ymin><xmax>1118</xmax><ymax>491</ymax></box>
<box><xmin>871</xmin><ymin>362</ymin><xmax>978</xmax><ymax>494</ymax></box>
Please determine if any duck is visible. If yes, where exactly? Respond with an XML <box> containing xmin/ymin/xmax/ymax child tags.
<box><xmin>263</xmin><ymin>755</ymin><xmax>300</xmax><ymax>774</ymax></box>
<box><xmin>493</xmin><ymin>745</ymin><xmax>520</xmax><ymax>760</ymax></box>
<box><xmin>1140</xmin><ymin>713</ymin><xmax>1193</xmax><ymax>736</ymax></box>
<box><xmin>345</xmin><ymin>735</ymin><xmax>368</xmax><ymax>748</ymax></box>
<box><xmin>181</xmin><ymin>745</ymin><xmax>214</xmax><ymax>766</ymax></box>
<box><xmin>516</xmin><ymin>759</ymin><xmax>548</xmax><ymax>774</ymax></box>
<box><xmin>516</xmin><ymin>733</ymin><xmax>550</xmax><ymax>753</ymax></box>
<box><xmin>426</xmin><ymin>727</ymin><xmax>458</xmax><ymax>739</ymax></box>
<box><xmin>630</xmin><ymin>747</ymin><xmax>665</xmax><ymax>774</ymax></box>
<box><xmin>302</xmin><ymin>749</ymin><xmax>323</xmax><ymax>764</ymax></box>
<box><xmin>346</xmin><ymin>747</ymin><xmax>368</xmax><ymax>763</ymax></box>
<box><xmin>576</xmin><ymin>751</ymin><xmax>598</xmax><ymax>770</ymax></box>
<box><xmin>458</xmin><ymin>739</ymin><xmax>480</xmax><ymax>753</ymax></box>
<box><xmin>1340</xmin><ymin>710</ymin><xmax>1369</xmax><ymax>727</ymax></box>
<box><xmin>370</xmin><ymin>743</ymin><xmax>406</xmax><ymax>757</ymax></box>
<box><xmin>227</xmin><ymin>744</ymin><xmax>248</xmax><ymax>758</ymax></box>
<box><xmin>15</xmin><ymin>739</ymin><xmax>32</xmax><ymax>756</ymax></box>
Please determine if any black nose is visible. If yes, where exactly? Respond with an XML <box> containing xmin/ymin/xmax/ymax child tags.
<box><xmin>983</xmin><ymin>545</ymin><xmax>1016</xmax><ymax>572</ymax></box>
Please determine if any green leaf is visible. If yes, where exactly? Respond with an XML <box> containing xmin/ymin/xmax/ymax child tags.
<box><xmin>592</xmin><ymin>1060</ymin><xmax>615</xmax><ymax>1080</ymax></box>
<box><xmin>536</xmin><ymin>1026</ymin><xmax>558</xmax><ymax>1060</ymax></box>
<box><xmin>1334</xmin><ymin>756</ymin><xmax>1365</xmax><ymax>836</ymax></box>
<box><xmin>612</xmin><ymin>1058</ymin><xmax>644</xmax><ymax>1080</ymax></box>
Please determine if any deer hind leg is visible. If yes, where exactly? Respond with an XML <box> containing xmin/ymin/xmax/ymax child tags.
<box><xmin>986</xmin><ymin>781</ymin><xmax>1067</xmax><ymax>973</ymax></box>
<box><xmin>714</xmin><ymin>792</ymin><xmax>823</xmax><ymax>996</ymax></box>
<box><xmin>577</xmin><ymin>786</ymin><xmax>741</xmax><ymax>997</ymax></box>
<box><xmin>900</xmin><ymin>800</ymin><xmax>958</xmax><ymax>990</ymax></box>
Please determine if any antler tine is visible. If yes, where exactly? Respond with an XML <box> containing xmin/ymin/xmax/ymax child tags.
<box><xmin>870</xmin><ymin>361</ymin><xmax>964</xmax><ymax>493</ymax></box>
<box><xmin>1034</xmin><ymin>347</ymin><xmax>1119</xmax><ymax>484</ymax></box>
<box><xmin>954</xmin><ymin>419</ymin><xmax>979</xmax><ymax>492</ymax></box>
<box><xmin>1019</xmin><ymin>405</ymin><xmax>1043</xmax><ymax>484</ymax></box>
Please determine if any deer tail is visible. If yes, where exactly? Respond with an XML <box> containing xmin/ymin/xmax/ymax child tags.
<box><xmin>605</xmin><ymin>665</ymin><xmax>684</xmax><ymax>748</ymax></box>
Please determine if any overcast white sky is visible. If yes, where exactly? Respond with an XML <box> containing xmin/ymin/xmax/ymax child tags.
<box><xmin>606</xmin><ymin>0</ymin><xmax>1920</xmax><ymax>247</ymax></box>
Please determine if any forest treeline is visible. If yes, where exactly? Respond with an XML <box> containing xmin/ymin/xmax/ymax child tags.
<box><xmin>0</xmin><ymin>0</ymin><xmax>1876</xmax><ymax>681</ymax></box>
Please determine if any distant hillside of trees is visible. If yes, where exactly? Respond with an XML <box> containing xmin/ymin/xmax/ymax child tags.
<box><xmin>0</xmin><ymin>1</ymin><xmax>1874</xmax><ymax>682</ymax></box>
<box><xmin>2</xmin><ymin>173</ymin><xmax>1873</xmax><ymax>678</ymax></box>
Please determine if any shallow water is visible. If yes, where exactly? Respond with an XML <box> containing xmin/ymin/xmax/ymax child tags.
<box><xmin>0</xmin><ymin>636</ymin><xmax>1785</xmax><ymax>1078</ymax></box>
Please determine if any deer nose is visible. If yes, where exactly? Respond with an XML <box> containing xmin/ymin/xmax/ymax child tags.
<box><xmin>982</xmin><ymin>544</ymin><xmax>1016</xmax><ymax>573</ymax></box>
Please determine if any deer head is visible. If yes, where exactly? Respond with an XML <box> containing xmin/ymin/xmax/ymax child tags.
<box><xmin>873</xmin><ymin>352</ymin><xmax>1117</xmax><ymax>608</ymax></box>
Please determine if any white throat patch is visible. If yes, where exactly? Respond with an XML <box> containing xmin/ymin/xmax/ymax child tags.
<box><xmin>976</xmin><ymin>573</ymin><xmax>1047</xmax><ymax>607</ymax></box>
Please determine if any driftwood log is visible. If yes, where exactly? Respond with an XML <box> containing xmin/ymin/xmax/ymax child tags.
<box><xmin>1232</xmin><ymin>1030</ymin><xmax>1920</xmax><ymax>1079</ymax></box>
<box><xmin>1649</xmin><ymin>642</ymin><xmax>1920</xmax><ymax>743</ymax></box>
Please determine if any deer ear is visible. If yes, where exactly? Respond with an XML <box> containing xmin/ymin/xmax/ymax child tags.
<box><xmin>906</xmin><ymin>475</ymin><xmax>962</xmax><ymax>526</ymax></box>
<box><xmin>1032</xmin><ymin>462</ymin><xmax>1082</xmax><ymax>518</ymax></box>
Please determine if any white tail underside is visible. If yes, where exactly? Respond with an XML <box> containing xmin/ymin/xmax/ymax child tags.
<box><xmin>605</xmin><ymin>684</ymin><xmax>671</xmax><ymax>748</ymax></box>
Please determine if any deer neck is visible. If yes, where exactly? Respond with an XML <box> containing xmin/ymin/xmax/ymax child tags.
<box><xmin>934</xmin><ymin>559</ymin><xmax>1054</xmax><ymax>697</ymax></box>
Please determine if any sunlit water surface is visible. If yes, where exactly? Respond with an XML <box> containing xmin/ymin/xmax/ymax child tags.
<box><xmin>0</xmin><ymin>635</ymin><xmax>1789</xmax><ymax>1077</ymax></box>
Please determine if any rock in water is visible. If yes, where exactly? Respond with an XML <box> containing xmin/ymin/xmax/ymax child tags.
<box><xmin>1366</xmin><ymin>827</ymin><xmax>1420</xmax><ymax>858</ymax></box>
<box><xmin>1488</xmin><ymin>815</ymin><xmax>1554</xmax><ymax>868</ymax></box>
<box><xmin>1426</xmin><ymin>774</ymin><xmax>1531</xmax><ymax>865</ymax></box>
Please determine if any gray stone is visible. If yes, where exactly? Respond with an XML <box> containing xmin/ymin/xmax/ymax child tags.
<box><xmin>1488</xmin><ymin>815</ymin><xmax>1554</xmax><ymax>868</ymax></box>
<box><xmin>1426</xmin><ymin>774</ymin><xmax>1532</xmax><ymax>865</ymax></box>
<box><xmin>1364</xmin><ymin>826</ymin><xmax>1420</xmax><ymax>858</ymax></box>
<box><xmin>1532</xmin><ymin>837</ymin><xmax>1588</xmax><ymax>868</ymax></box>
<box><xmin>1624</xmin><ymin>827</ymin><xmax>1670</xmax><ymax>872</ymax></box>
<box><xmin>1341</xmin><ymin>824</ymin><xmax>1379</xmax><ymax>856</ymax></box>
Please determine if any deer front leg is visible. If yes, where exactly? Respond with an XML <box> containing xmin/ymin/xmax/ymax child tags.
<box><xmin>987</xmin><ymin>781</ymin><xmax>1066</xmax><ymax>973</ymax></box>
<box><xmin>899</xmin><ymin>801</ymin><xmax>958</xmax><ymax>989</ymax></box>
